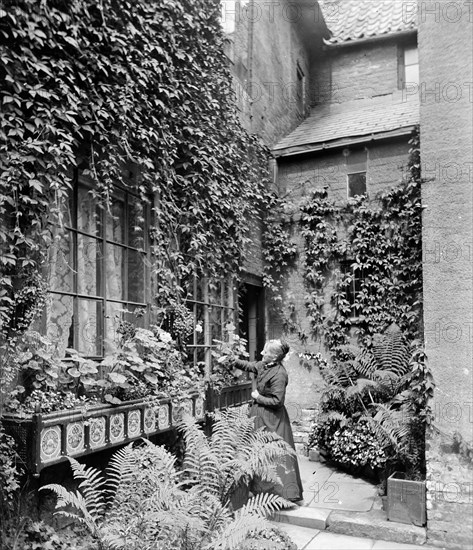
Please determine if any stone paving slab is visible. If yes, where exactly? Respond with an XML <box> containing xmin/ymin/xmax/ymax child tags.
<box><xmin>299</xmin><ymin>456</ymin><xmax>333</xmax><ymax>488</ymax></box>
<box><xmin>307</xmin><ymin>480</ymin><xmax>378</xmax><ymax>512</ymax></box>
<box><xmin>269</xmin><ymin>521</ymin><xmax>319</xmax><ymax>548</ymax></box>
<box><xmin>305</xmin><ymin>531</ymin><xmax>376</xmax><ymax>549</ymax></box>
<box><xmin>372</xmin><ymin>541</ymin><xmax>439</xmax><ymax>550</ymax></box>
<box><xmin>328</xmin><ymin>470</ymin><xmax>377</xmax><ymax>484</ymax></box>
<box><xmin>274</xmin><ymin>521</ymin><xmax>440</xmax><ymax>550</ymax></box>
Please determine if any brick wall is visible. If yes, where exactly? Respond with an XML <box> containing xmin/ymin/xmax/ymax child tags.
<box><xmin>314</xmin><ymin>40</ymin><xmax>404</xmax><ymax>105</ymax></box>
<box><xmin>418</xmin><ymin>1</ymin><xmax>473</xmax><ymax>547</ymax></box>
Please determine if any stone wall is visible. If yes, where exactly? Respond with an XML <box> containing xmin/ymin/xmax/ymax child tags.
<box><xmin>418</xmin><ymin>1</ymin><xmax>473</xmax><ymax>547</ymax></box>
<box><xmin>229</xmin><ymin>0</ymin><xmax>323</xmax><ymax>148</ymax></box>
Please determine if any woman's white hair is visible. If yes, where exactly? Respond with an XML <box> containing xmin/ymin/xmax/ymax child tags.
<box><xmin>264</xmin><ymin>339</ymin><xmax>290</xmax><ymax>361</ymax></box>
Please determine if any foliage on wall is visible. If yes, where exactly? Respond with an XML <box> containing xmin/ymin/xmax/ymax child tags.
<box><xmin>263</xmin><ymin>129</ymin><xmax>423</xmax><ymax>358</ymax></box>
<box><xmin>263</xmin><ymin>129</ymin><xmax>430</xmax><ymax>480</ymax></box>
<box><xmin>262</xmin><ymin>193</ymin><xmax>298</xmax><ymax>301</ymax></box>
<box><xmin>0</xmin><ymin>0</ymin><xmax>270</xmax><ymax>397</ymax></box>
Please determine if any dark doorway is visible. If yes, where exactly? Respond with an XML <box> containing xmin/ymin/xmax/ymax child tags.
<box><xmin>238</xmin><ymin>282</ymin><xmax>265</xmax><ymax>361</ymax></box>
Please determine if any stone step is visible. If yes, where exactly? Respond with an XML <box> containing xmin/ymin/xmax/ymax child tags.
<box><xmin>326</xmin><ymin>509</ymin><xmax>427</xmax><ymax>547</ymax></box>
<box><xmin>271</xmin><ymin>505</ymin><xmax>331</xmax><ymax>531</ymax></box>
<box><xmin>293</xmin><ymin>433</ymin><xmax>310</xmax><ymax>444</ymax></box>
<box><xmin>292</xmin><ymin>425</ymin><xmax>312</xmax><ymax>433</ymax></box>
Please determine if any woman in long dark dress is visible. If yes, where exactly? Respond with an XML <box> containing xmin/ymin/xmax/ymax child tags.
<box><xmin>230</xmin><ymin>339</ymin><xmax>303</xmax><ymax>503</ymax></box>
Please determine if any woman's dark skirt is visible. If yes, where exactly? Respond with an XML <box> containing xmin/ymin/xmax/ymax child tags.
<box><xmin>249</xmin><ymin>402</ymin><xmax>303</xmax><ymax>501</ymax></box>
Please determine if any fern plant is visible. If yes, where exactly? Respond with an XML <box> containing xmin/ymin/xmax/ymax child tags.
<box><xmin>178</xmin><ymin>407</ymin><xmax>296</xmax><ymax>508</ymax></box>
<box><xmin>312</xmin><ymin>323</ymin><xmax>431</xmax><ymax>481</ymax></box>
<box><xmin>40</xmin><ymin>457</ymin><xmax>107</xmax><ymax>539</ymax></box>
<box><xmin>40</xmin><ymin>413</ymin><xmax>294</xmax><ymax>550</ymax></box>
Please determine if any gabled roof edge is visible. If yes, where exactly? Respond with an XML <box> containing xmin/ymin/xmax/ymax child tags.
<box><xmin>323</xmin><ymin>29</ymin><xmax>417</xmax><ymax>49</ymax></box>
<box><xmin>273</xmin><ymin>126</ymin><xmax>417</xmax><ymax>158</ymax></box>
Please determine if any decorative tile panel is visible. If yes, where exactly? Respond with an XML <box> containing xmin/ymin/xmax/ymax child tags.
<box><xmin>157</xmin><ymin>403</ymin><xmax>170</xmax><ymax>430</ymax></box>
<box><xmin>109</xmin><ymin>413</ymin><xmax>125</xmax><ymax>443</ymax></box>
<box><xmin>143</xmin><ymin>407</ymin><xmax>156</xmax><ymax>434</ymax></box>
<box><xmin>182</xmin><ymin>398</ymin><xmax>193</xmax><ymax>417</ymax></box>
<box><xmin>89</xmin><ymin>417</ymin><xmax>106</xmax><ymax>449</ymax></box>
<box><xmin>40</xmin><ymin>426</ymin><xmax>62</xmax><ymax>462</ymax></box>
<box><xmin>194</xmin><ymin>397</ymin><xmax>204</xmax><ymax>419</ymax></box>
<box><xmin>127</xmin><ymin>410</ymin><xmax>141</xmax><ymax>438</ymax></box>
<box><xmin>172</xmin><ymin>399</ymin><xmax>193</xmax><ymax>423</ymax></box>
<box><xmin>66</xmin><ymin>422</ymin><xmax>85</xmax><ymax>455</ymax></box>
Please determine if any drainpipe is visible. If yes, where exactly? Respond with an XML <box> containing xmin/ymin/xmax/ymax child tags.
<box><xmin>247</xmin><ymin>0</ymin><xmax>255</xmax><ymax>132</ymax></box>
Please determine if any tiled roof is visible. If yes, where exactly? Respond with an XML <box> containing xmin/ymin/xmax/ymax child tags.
<box><xmin>319</xmin><ymin>0</ymin><xmax>417</xmax><ymax>45</ymax></box>
<box><xmin>273</xmin><ymin>94</ymin><xmax>419</xmax><ymax>155</ymax></box>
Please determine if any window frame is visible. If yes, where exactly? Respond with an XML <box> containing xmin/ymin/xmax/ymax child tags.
<box><xmin>340</xmin><ymin>260</ymin><xmax>368</xmax><ymax>321</ymax></box>
<box><xmin>185</xmin><ymin>276</ymin><xmax>237</xmax><ymax>378</ymax></box>
<box><xmin>398</xmin><ymin>44</ymin><xmax>419</xmax><ymax>89</ymax></box>
<box><xmin>346</xmin><ymin>148</ymin><xmax>368</xmax><ymax>199</ymax></box>
<box><xmin>347</xmin><ymin>171</ymin><xmax>367</xmax><ymax>199</ymax></box>
<box><xmin>46</xmin><ymin>173</ymin><xmax>151</xmax><ymax>359</ymax></box>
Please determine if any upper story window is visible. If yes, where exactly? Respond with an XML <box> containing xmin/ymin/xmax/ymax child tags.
<box><xmin>398</xmin><ymin>45</ymin><xmax>419</xmax><ymax>89</ymax></box>
<box><xmin>346</xmin><ymin>149</ymin><xmax>367</xmax><ymax>198</ymax></box>
<box><xmin>39</xmin><ymin>175</ymin><xmax>150</xmax><ymax>359</ymax></box>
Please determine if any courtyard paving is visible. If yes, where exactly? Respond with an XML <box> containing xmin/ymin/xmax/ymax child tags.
<box><xmin>271</xmin><ymin>456</ymin><xmax>444</xmax><ymax>550</ymax></box>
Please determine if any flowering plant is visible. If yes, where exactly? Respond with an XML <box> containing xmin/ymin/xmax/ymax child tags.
<box><xmin>315</xmin><ymin>419</ymin><xmax>387</xmax><ymax>471</ymax></box>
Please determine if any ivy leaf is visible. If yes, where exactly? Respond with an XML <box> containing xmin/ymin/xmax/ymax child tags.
<box><xmin>108</xmin><ymin>372</ymin><xmax>127</xmax><ymax>385</ymax></box>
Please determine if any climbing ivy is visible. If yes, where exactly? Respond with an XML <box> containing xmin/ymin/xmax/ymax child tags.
<box><xmin>263</xmin><ymin>129</ymin><xmax>423</xmax><ymax>357</ymax></box>
<box><xmin>0</xmin><ymin>0</ymin><xmax>269</xmax><ymax>338</ymax></box>
<box><xmin>299</xmin><ymin>187</ymin><xmax>341</xmax><ymax>340</ymax></box>
<box><xmin>262</xmin><ymin>193</ymin><xmax>298</xmax><ymax>301</ymax></box>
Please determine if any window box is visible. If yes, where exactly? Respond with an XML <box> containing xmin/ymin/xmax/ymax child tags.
<box><xmin>3</xmin><ymin>394</ymin><xmax>202</xmax><ymax>476</ymax></box>
<box><xmin>387</xmin><ymin>471</ymin><xmax>426</xmax><ymax>527</ymax></box>
<box><xmin>3</xmin><ymin>382</ymin><xmax>252</xmax><ymax>476</ymax></box>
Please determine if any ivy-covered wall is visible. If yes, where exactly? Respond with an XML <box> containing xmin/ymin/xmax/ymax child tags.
<box><xmin>0</xmin><ymin>0</ymin><xmax>271</xmax><ymax>337</ymax></box>
<box><xmin>270</xmin><ymin>139</ymin><xmax>412</xmax><ymax>408</ymax></box>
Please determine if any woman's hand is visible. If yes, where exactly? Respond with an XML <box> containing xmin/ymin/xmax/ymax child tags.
<box><xmin>251</xmin><ymin>389</ymin><xmax>259</xmax><ymax>399</ymax></box>
<box><xmin>217</xmin><ymin>354</ymin><xmax>235</xmax><ymax>366</ymax></box>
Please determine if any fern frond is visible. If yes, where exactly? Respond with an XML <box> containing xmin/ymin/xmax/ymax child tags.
<box><xmin>362</xmin><ymin>403</ymin><xmax>414</xmax><ymax>455</ymax></box>
<box><xmin>39</xmin><ymin>484</ymin><xmax>99</xmax><ymax>536</ymax></box>
<box><xmin>371</xmin><ymin>323</ymin><xmax>411</xmax><ymax>376</ymax></box>
<box><xmin>238</xmin><ymin>492</ymin><xmax>291</xmax><ymax>517</ymax></box>
<box><xmin>208</xmin><ymin>515</ymin><xmax>271</xmax><ymax>550</ymax></box>
<box><xmin>106</xmin><ymin>442</ymin><xmax>136</xmax><ymax>501</ymax></box>
<box><xmin>67</xmin><ymin>457</ymin><xmax>107</xmax><ymax>520</ymax></box>
<box><xmin>354</xmin><ymin>349</ymin><xmax>378</xmax><ymax>378</ymax></box>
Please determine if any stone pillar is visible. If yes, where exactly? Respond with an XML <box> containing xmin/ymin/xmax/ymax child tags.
<box><xmin>418</xmin><ymin>1</ymin><xmax>473</xmax><ymax>547</ymax></box>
